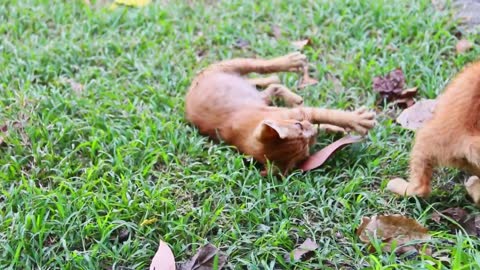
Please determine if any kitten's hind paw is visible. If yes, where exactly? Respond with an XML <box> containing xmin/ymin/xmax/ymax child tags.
<box><xmin>465</xmin><ymin>176</ymin><xmax>480</xmax><ymax>206</ymax></box>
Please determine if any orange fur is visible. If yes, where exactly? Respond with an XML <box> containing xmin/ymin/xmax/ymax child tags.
<box><xmin>387</xmin><ymin>60</ymin><xmax>480</xmax><ymax>200</ymax></box>
<box><xmin>185</xmin><ymin>53</ymin><xmax>375</xmax><ymax>174</ymax></box>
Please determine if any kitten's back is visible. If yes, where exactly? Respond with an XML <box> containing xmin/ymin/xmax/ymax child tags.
<box><xmin>185</xmin><ymin>72</ymin><xmax>266</xmax><ymax>137</ymax></box>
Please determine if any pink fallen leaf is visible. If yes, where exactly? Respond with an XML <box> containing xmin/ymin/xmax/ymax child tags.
<box><xmin>299</xmin><ymin>135</ymin><xmax>363</xmax><ymax>171</ymax></box>
<box><xmin>456</xmin><ymin>39</ymin><xmax>473</xmax><ymax>54</ymax></box>
<box><xmin>396</xmin><ymin>99</ymin><xmax>437</xmax><ymax>131</ymax></box>
<box><xmin>150</xmin><ymin>240</ymin><xmax>176</xmax><ymax>270</ymax></box>
<box><xmin>285</xmin><ymin>238</ymin><xmax>319</xmax><ymax>262</ymax></box>
<box><xmin>356</xmin><ymin>215</ymin><xmax>431</xmax><ymax>255</ymax></box>
<box><xmin>291</xmin><ymin>39</ymin><xmax>312</xmax><ymax>50</ymax></box>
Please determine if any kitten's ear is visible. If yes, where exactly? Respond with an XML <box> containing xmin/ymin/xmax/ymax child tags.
<box><xmin>257</xmin><ymin>120</ymin><xmax>287</xmax><ymax>140</ymax></box>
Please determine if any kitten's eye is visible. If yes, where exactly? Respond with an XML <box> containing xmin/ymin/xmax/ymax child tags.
<box><xmin>295</xmin><ymin>122</ymin><xmax>303</xmax><ymax>130</ymax></box>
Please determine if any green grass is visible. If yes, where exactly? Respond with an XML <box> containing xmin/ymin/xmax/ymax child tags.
<box><xmin>1</xmin><ymin>0</ymin><xmax>480</xmax><ymax>269</ymax></box>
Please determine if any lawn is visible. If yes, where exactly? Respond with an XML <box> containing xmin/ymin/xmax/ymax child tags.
<box><xmin>1</xmin><ymin>0</ymin><xmax>480</xmax><ymax>269</ymax></box>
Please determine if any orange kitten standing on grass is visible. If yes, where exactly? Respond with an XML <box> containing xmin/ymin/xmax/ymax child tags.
<box><xmin>185</xmin><ymin>52</ymin><xmax>376</xmax><ymax>174</ymax></box>
<box><xmin>387</xmin><ymin>60</ymin><xmax>480</xmax><ymax>205</ymax></box>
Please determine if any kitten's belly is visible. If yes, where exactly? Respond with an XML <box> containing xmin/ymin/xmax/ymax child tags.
<box><xmin>186</xmin><ymin>73</ymin><xmax>266</xmax><ymax>138</ymax></box>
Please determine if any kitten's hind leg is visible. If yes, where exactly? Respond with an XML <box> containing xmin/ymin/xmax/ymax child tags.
<box><xmin>461</xmin><ymin>136</ymin><xmax>480</xmax><ymax>169</ymax></box>
<box><xmin>205</xmin><ymin>52</ymin><xmax>307</xmax><ymax>76</ymax></box>
<box><xmin>247</xmin><ymin>75</ymin><xmax>281</xmax><ymax>88</ymax></box>
<box><xmin>260</xmin><ymin>84</ymin><xmax>304</xmax><ymax>107</ymax></box>
<box><xmin>387</xmin><ymin>142</ymin><xmax>433</xmax><ymax>197</ymax></box>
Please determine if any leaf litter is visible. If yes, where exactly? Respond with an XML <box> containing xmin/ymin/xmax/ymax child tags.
<box><xmin>298</xmin><ymin>64</ymin><xmax>318</xmax><ymax>89</ymax></box>
<box><xmin>431</xmin><ymin>206</ymin><xmax>480</xmax><ymax>237</ymax></box>
<box><xmin>372</xmin><ymin>68</ymin><xmax>417</xmax><ymax>108</ymax></box>
<box><xmin>177</xmin><ymin>243</ymin><xmax>227</xmax><ymax>270</ymax></box>
<box><xmin>356</xmin><ymin>215</ymin><xmax>431</xmax><ymax>255</ymax></box>
<box><xmin>285</xmin><ymin>238</ymin><xmax>319</xmax><ymax>262</ymax></box>
<box><xmin>396</xmin><ymin>99</ymin><xmax>437</xmax><ymax>130</ymax></box>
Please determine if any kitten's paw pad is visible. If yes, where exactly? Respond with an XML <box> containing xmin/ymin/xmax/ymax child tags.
<box><xmin>386</xmin><ymin>178</ymin><xmax>409</xmax><ymax>195</ymax></box>
<box><xmin>465</xmin><ymin>176</ymin><xmax>480</xmax><ymax>205</ymax></box>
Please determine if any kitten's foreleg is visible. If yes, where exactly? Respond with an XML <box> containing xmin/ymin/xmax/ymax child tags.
<box><xmin>261</xmin><ymin>84</ymin><xmax>304</xmax><ymax>107</ymax></box>
<box><xmin>299</xmin><ymin>107</ymin><xmax>375</xmax><ymax>135</ymax></box>
<box><xmin>205</xmin><ymin>52</ymin><xmax>306</xmax><ymax>75</ymax></box>
<box><xmin>387</xmin><ymin>143</ymin><xmax>433</xmax><ymax>197</ymax></box>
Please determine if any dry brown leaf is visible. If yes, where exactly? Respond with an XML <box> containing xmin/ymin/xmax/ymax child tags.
<box><xmin>271</xmin><ymin>24</ymin><xmax>282</xmax><ymax>39</ymax></box>
<box><xmin>396</xmin><ymin>99</ymin><xmax>437</xmax><ymax>131</ymax></box>
<box><xmin>299</xmin><ymin>135</ymin><xmax>363</xmax><ymax>171</ymax></box>
<box><xmin>177</xmin><ymin>243</ymin><xmax>227</xmax><ymax>270</ymax></box>
<box><xmin>149</xmin><ymin>240</ymin><xmax>176</xmax><ymax>270</ymax></box>
<box><xmin>285</xmin><ymin>238</ymin><xmax>319</xmax><ymax>262</ymax></box>
<box><xmin>291</xmin><ymin>39</ymin><xmax>312</xmax><ymax>50</ymax></box>
<box><xmin>456</xmin><ymin>39</ymin><xmax>473</xmax><ymax>54</ymax></box>
<box><xmin>298</xmin><ymin>65</ymin><xmax>318</xmax><ymax>89</ymax></box>
<box><xmin>432</xmin><ymin>207</ymin><xmax>480</xmax><ymax>237</ymax></box>
<box><xmin>356</xmin><ymin>215</ymin><xmax>431</xmax><ymax>255</ymax></box>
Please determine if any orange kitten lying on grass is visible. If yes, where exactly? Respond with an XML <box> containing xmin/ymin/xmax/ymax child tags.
<box><xmin>387</xmin><ymin>60</ymin><xmax>480</xmax><ymax>205</ymax></box>
<box><xmin>185</xmin><ymin>52</ymin><xmax>375</xmax><ymax>174</ymax></box>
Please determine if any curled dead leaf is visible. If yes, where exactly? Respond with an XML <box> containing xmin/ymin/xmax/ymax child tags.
<box><xmin>285</xmin><ymin>238</ymin><xmax>319</xmax><ymax>262</ymax></box>
<box><xmin>150</xmin><ymin>240</ymin><xmax>176</xmax><ymax>270</ymax></box>
<box><xmin>396</xmin><ymin>99</ymin><xmax>437</xmax><ymax>130</ymax></box>
<box><xmin>356</xmin><ymin>215</ymin><xmax>431</xmax><ymax>255</ymax></box>
<box><xmin>298</xmin><ymin>65</ymin><xmax>318</xmax><ymax>89</ymax></box>
<box><xmin>299</xmin><ymin>135</ymin><xmax>363</xmax><ymax>171</ymax></box>
<box><xmin>177</xmin><ymin>243</ymin><xmax>227</xmax><ymax>270</ymax></box>
<box><xmin>456</xmin><ymin>39</ymin><xmax>473</xmax><ymax>54</ymax></box>
<box><xmin>373</xmin><ymin>69</ymin><xmax>418</xmax><ymax>108</ymax></box>
<box><xmin>271</xmin><ymin>24</ymin><xmax>282</xmax><ymax>39</ymax></box>
<box><xmin>234</xmin><ymin>38</ymin><xmax>250</xmax><ymax>49</ymax></box>
<box><xmin>292</xmin><ymin>39</ymin><xmax>312</xmax><ymax>50</ymax></box>
<box><xmin>432</xmin><ymin>206</ymin><xmax>480</xmax><ymax>237</ymax></box>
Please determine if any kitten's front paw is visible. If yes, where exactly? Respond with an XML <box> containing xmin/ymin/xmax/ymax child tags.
<box><xmin>348</xmin><ymin>107</ymin><xmax>376</xmax><ymax>135</ymax></box>
<box><xmin>465</xmin><ymin>176</ymin><xmax>480</xmax><ymax>206</ymax></box>
<box><xmin>386</xmin><ymin>178</ymin><xmax>410</xmax><ymax>195</ymax></box>
<box><xmin>387</xmin><ymin>178</ymin><xmax>431</xmax><ymax>197</ymax></box>
<box><xmin>276</xmin><ymin>52</ymin><xmax>307</xmax><ymax>71</ymax></box>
